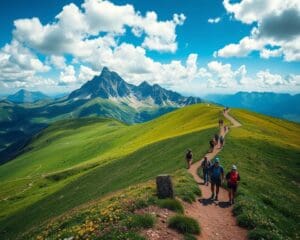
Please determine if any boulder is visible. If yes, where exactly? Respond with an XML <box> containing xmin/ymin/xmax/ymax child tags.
<box><xmin>156</xmin><ymin>175</ymin><xmax>174</xmax><ymax>199</ymax></box>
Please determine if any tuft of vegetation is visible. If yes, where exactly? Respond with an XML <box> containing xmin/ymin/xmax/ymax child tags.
<box><xmin>100</xmin><ymin>230</ymin><xmax>146</xmax><ymax>240</ymax></box>
<box><xmin>248</xmin><ymin>228</ymin><xmax>281</xmax><ymax>240</ymax></box>
<box><xmin>173</xmin><ymin>170</ymin><xmax>202</xmax><ymax>203</ymax></box>
<box><xmin>184</xmin><ymin>233</ymin><xmax>197</xmax><ymax>240</ymax></box>
<box><xmin>168</xmin><ymin>215</ymin><xmax>200</xmax><ymax>235</ymax></box>
<box><xmin>125</xmin><ymin>214</ymin><xmax>155</xmax><ymax>229</ymax></box>
<box><xmin>157</xmin><ymin>198</ymin><xmax>184</xmax><ymax>213</ymax></box>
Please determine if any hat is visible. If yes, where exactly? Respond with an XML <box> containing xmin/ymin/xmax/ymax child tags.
<box><xmin>214</xmin><ymin>157</ymin><xmax>220</xmax><ymax>163</ymax></box>
<box><xmin>232</xmin><ymin>165</ymin><xmax>237</xmax><ymax>170</ymax></box>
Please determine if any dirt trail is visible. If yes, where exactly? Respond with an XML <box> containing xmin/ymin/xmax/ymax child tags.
<box><xmin>184</xmin><ymin>110</ymin><xmax>247</xmax><ymax>240</ymax></box>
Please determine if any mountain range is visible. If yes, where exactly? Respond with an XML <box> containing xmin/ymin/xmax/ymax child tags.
<box><xmin>69</xmin><ymin>67</ymin><xmax>201</xmax><ymax>107</ymax></box>
<box><xmin>6</xmin><ymin>89</ymin><xmax>51</xmax><ymax>103</ymax></box>
<box><xmin>0</xmin><ymin>67</ymin><xmax>202</xmax><ymax>163</ymax></box>
<box><xmin>206</xmin><ymin>92</ymin><xmax>300</xmax><ymax>123</ymax></box>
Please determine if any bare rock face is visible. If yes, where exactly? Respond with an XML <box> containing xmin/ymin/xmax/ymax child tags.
<box><xmin>156</xmin><ymin>175</ymin><xmax>174</xmax><ymax>199</ymax></box>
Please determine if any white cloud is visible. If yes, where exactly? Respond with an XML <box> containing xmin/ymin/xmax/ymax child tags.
<box><xmin>0</xmin><ymin>0</ymin><xmax>299</xmax><ymax>94</ymax></box>
<box><xmin>208</xmin><ymin>17</ymin><xmax>221</xmax><ymax>24</ymax></box>
<box><xmin>181</xmin><ymin>61</ymin><xmax>300</xmax><ymax>94</ymax></box>
<box><xmin>223</xmin><ymin>0</ymin><xmax>299</xmax><ymax>24</ymax></box>
<box><xmin>140</xmin><ymin>12</ymin><xmax>186</xmax><ymax>52</ymax></box>
<box><xmin>256</xmin><ymin>70</ymin><xmax>287</xmax><ymax>86</ymax></box>
<box><xmin>98</xmin><ymin>43</ymin><xmax>199</xmax><ymax>86</ymax></box>
<box><xmin>50</xmin><ymin>55</ymin><xmax>66</xmax><ymax>69</ymax></box>
<box><xmin>13</xmin><ymin>0</ymin><xmax>185</xmax><ymax>55</ymax></box>
<box><xmin>59</xmin><ymin>65</ymin><xmax>76</xmax><ymax>85</ymax></box>
<box><xmin>216</xmin><ymin>0</ymin><xmax>300</xmax><ymax>61</ymax></box>
<box><xmin>260</xmin><ymin>48</ymin><xmax>283</xmax><ymax>59</ymax></box>
<box><xmin>0</xmin><ymin>40</ymin><xmax>50</xmax><ymax>84</ymax></box>
<box><xmin>215</xmin><ymin>36</ymin><xmax>265</xmax><ymax>57</ymax></box>
<box><xmin>78</xmin><ymin>65</ymin><xmax>99</xmax><ymax>82</ymax></box>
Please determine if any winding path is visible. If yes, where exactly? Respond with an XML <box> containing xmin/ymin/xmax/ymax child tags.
<box><xmin>184</xmin><ymin>110</ymin><xmax>247</xmax><ymax>240</ymax></box>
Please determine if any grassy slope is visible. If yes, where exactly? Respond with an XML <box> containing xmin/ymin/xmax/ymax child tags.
<box><xmin>25</xmin><ymin>169</ymin><xmax>201</xmax><ymax>239</ymax></box>
<box><xmin>218</xmin><ymin>109</ymin><xmax>300</xmax><ymax>239</ymax></box>
<box><xmin>0</xmin><ymin>104</ymin><xmax>222</xmax><ymax>239</ymax></box>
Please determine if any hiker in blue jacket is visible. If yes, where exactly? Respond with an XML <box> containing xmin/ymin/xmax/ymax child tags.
<box><xmin>209</xmin><ymin>157</ymin><xmax>224</xmax><ymax>201</ymax></box>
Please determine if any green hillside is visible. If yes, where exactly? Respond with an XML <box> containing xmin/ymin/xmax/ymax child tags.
<box><xmin>217</xmin><ymin>110</ymin><xmax>300</xmax><ymax>239</ymax></box>
<box><xmin>0</xmin><ymin>103</ymin><xmax>221</xmax><ymax>239</ymax></box>
<box><xmin>0</xmin><ymin>97</ymin><xmax>176</xmax><ymax>163</ymax></box>
<box><xmin>0</xmin><ymin>104</ymin><xmax>299</xmax><ymax>239</ymax></box>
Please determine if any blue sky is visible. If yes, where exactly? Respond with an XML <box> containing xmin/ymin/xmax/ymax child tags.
<box><xmin>0</xmin><ymin>0</ymin><xmax>299</xmax><ymax>96</ymax></box>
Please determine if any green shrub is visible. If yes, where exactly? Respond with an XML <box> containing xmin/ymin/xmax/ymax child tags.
<box><xmin>125</xmin><ymin>214</ymin><xmax>155</xmax><ymax>229</ymax></box>
<box><xmin>184</xmin><ymin>233</ymin><xmax>197</xmax><ymax>240</ymax></box>
<box><xmin>157</xmin><ymin>199</ymin><xmax>184</xmax><ymax>213</ymax></box>
<box><xmin>168</xmin><ymin>215</ymin><xmax>200</xmax><ymax>235</ymax></box>
<box><xmin>134</xmin><ymin>199</ymin><xmax>149</xmax><ymax>209</ymax></box>
<box><xmin>237</xmin><ymin>213</ymin><xmax>256</xmax><ymax>229</ymax></box>
<box><xmin>174</xmin><ymin>170</ymin><xmax>202</xmax><ymax>203</ymax></box>
<box><xmin>248</xmin><ymin>228</ymin><xmax>282</xmax><ymax>240</ymax></box>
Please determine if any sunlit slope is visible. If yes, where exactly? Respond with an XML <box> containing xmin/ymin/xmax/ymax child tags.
<box><xmin>0</xmin><ymin>103</ymin><xmax>222</xmax><ymax>238</ymax></box>
<box><xmin>0</xmin><ymin>103</ymin><xmax>220</xmax><ymax>182</ymax></box>
<box><xmin>218</xmin><ymin>109</ymin><xmax>300</xmax><ymax>240</ymax></box>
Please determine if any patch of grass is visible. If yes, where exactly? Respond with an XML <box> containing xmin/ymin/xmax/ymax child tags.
<box><xmin>168</xmin><ymin>215</ymin><xmax>200</xmax><ymax>235</ymax></box>
<box><xmin>248</xmin><ymin>228</ymin><xmax>282</xmax><ymax>240</ymax></box>
<box><xmin>125</xmin><ymin>214</ymin><xmax>155</xmax><ymax>229</ymax></box>
<box><xmin>173</xmin><ymin>170</ymin><xmax>202</xmax><ymax>203</ymax></box>
<box><xmin>100</xmin><ymin>230</ymin><xmax>146</xmax><ymax>240</ymax></box>
<box><xmin>157</xmin><ymin>198</ymin><xmax>184</xmax><ymax>213</ymax></box>
<box><xmin>184</xmin><ymin>233</ymin><xmax>197</xmax><ymax>240</ymax></box>
<box><xmin>133</xmin><ymin>199</ymin><xmax>149</xmax><ymax>210</ymax></box>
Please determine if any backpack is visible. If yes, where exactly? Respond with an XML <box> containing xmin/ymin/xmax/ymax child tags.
<box><xmin>229</xmin><ymin>171</ymin><xmax>239</xmax><ymax>184</ymax></box>
<box><xmin>186</xmin><ymin>152</ymin><xmax>192</xmax><ymax>159</ymax></box>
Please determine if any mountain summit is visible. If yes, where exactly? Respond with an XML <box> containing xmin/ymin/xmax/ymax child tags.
<box><xmin>69</xmin><ymin>67</ymin><xmax>202</xmax><ymax>107</ymax></box>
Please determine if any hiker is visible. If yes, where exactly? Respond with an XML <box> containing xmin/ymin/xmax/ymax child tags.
<box><xmin>209</xmin><ymin>139</ymin><xmax>215</xmax><ymax>153</ymax></box>
<box><xmin>219</xmin><ymin>135</ymin><xmax>224</xmax><ymax>148</ymax></box>
<box><xmin>186</xmin><ymin>149</ymin><xmax>193</xmax><ymax>169</ymax></box>
<box><xmin>226</xmin><ymin>165</ymin><xmax>240</xmax><ymax>205</ymax></box>
<box><xmin>218</xmin><ymin>119</ymin><xmax>223</xmax><ymax>127</ymax></box>
<box><xmin>214</xmin><ymin>134</ymin><xmax>219</xmax><ymax>145</ymax></box>
<box><xmin>224</xmin><ymin>125</ymin><xmax>227</xmax><ymax>132</ymax></box>
<box><xmin>201</xmin><ymin>156</ymin><xmax>211</xmax><ymax>185</ymax></box>
<box><xmin>209</xmin><ymin>157</ymin><xmax>224</xmax><ymax>201</ymax></box>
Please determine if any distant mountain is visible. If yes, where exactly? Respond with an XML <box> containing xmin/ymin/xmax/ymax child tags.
<box><xmin>69</xmin><ymin>67</ymin><xmax>201</xmax><ymax>107</ymax></box>
<box><xmin>0</xmin><ymin>67</ymin><xmax>202</xmax><ymax>164</ymax></box>
<box><xmin>206</xmin><ymin>92</ymin><xmax>300</xmax><ymax>122</ymax></box>
<box><xmin>7</xmin><ymin>89</ymin><xmax>51</xmax><ymax>103</ymax></box>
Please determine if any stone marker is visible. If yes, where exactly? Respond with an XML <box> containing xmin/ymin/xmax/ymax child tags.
<box><xmin>156</xmin><ymin>175</ymin><xmax>174</xmax><ymax>199</ymax></box>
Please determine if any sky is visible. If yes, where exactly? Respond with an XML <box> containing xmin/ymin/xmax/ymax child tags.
<box><xmin>0</xmin><ymin>0</ymin><xmax>300</xmax><ymax>96</ymax></box>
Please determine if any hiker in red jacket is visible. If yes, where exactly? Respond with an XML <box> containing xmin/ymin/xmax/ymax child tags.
<box><xmin>226</xmin><ymin>165</ymin><xmax>240</xmax><ymax>205</ymax></box>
